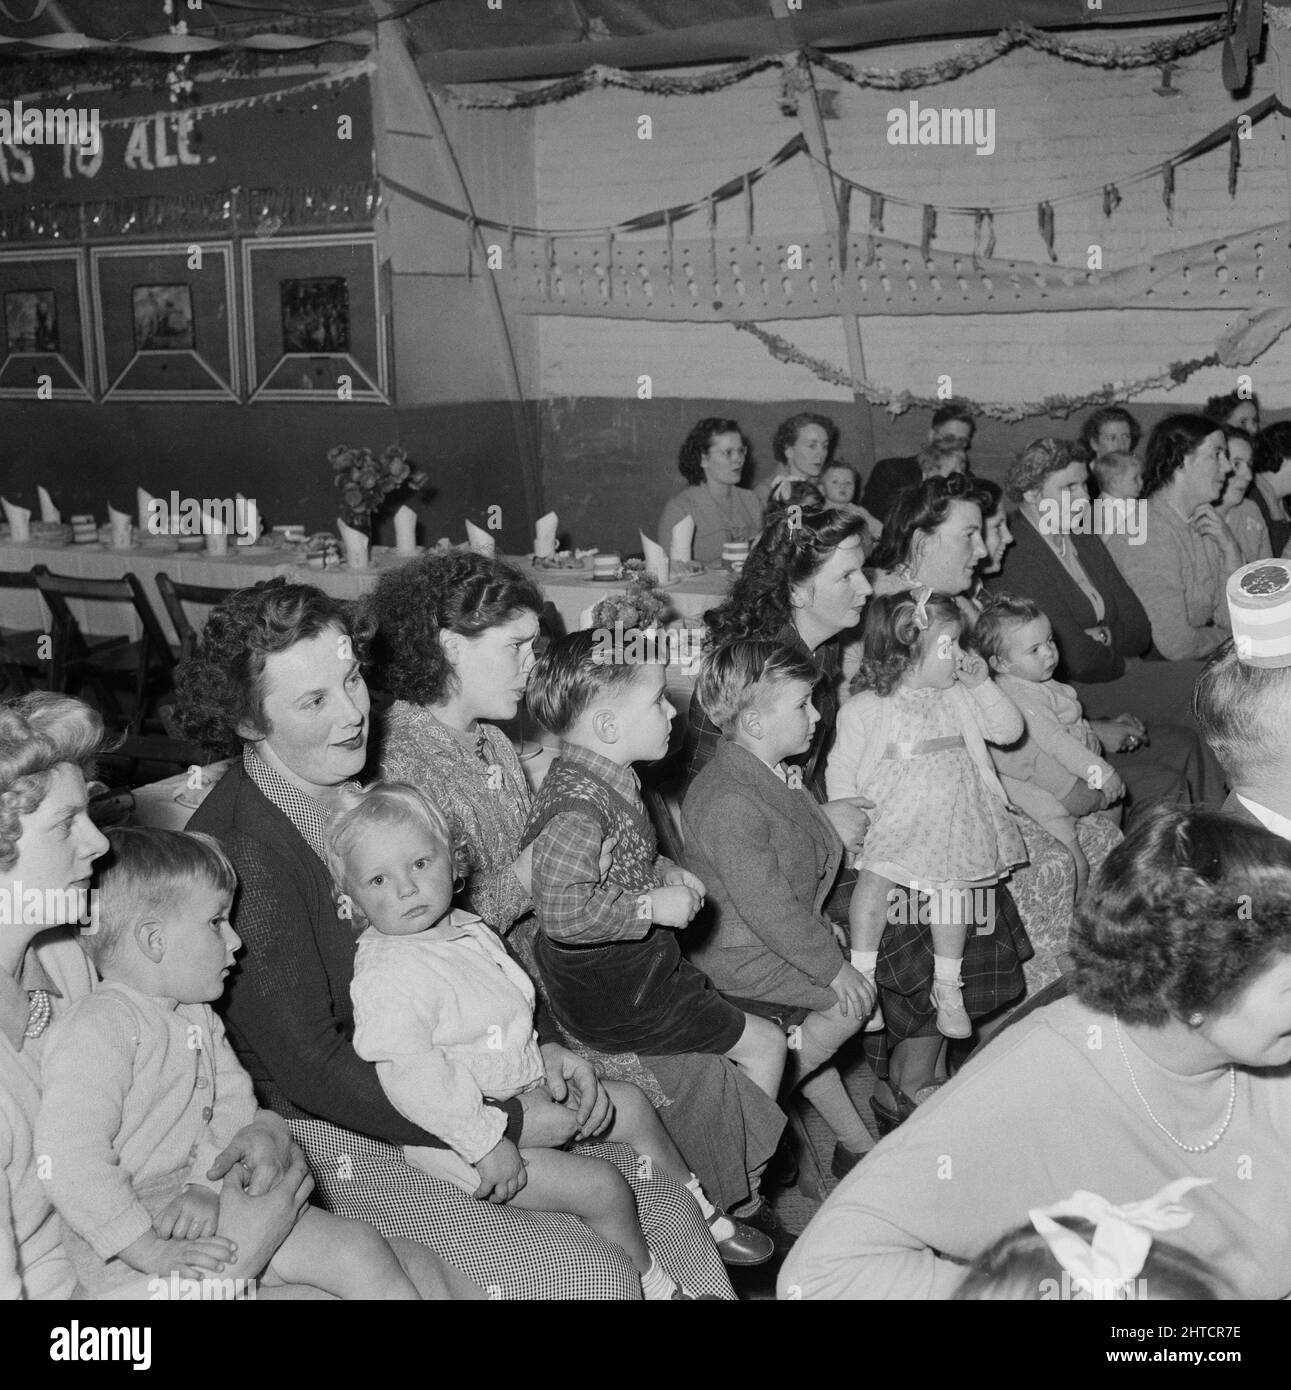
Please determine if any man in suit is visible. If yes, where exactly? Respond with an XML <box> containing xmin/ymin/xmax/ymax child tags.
<box><xmin>861</xmin><ymin>400</ymin><xmax>975</xmax><ymax>523</ymax></box>
<box><xmin>1194</xmin><ymin>638</ymin><xmax>1291</xmax><ymax>834</ymax></box>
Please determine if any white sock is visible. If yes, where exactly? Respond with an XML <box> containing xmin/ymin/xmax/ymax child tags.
<box><xmin>685</xmin><ymin>1175</ymin><xmax>734</xmax><ymax>1240</ymax></box>
<box><xmin>851</xmin><ymin>949</ymin><xmax>879</xmax><ymax>974</ymax></box>
<box><xmin>933</xmin><ymin>954</ymin><xmax>963</xmax><ymax>984</ymax></box>
<box><xmin>640</xmin><ymin>1254</ymin><xmax>679</xmax><ymax>1301</ymax></box>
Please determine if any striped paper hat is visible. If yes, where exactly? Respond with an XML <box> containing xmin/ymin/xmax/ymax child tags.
<box><xmin>1227</xmin><ymin>560</ymin><xmax>1291</xmax><ymax>668</ymax></box>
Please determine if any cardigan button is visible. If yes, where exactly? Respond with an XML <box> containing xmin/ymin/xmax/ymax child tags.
<box><xmin>195</xmin><ymin>1077</ymin><xmax>209</xmax><ymax>1089</ymax></box>
<box><xmin>201</xmin><ymin>1106</ymin><xmax>214</xmax><ymax>1122</ymax></box>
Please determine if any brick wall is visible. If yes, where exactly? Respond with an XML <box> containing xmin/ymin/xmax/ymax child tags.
<box><xmin>530</xmin><ymin>23</ymin><xmax>1290</xmax><ymax>411</ymax></box>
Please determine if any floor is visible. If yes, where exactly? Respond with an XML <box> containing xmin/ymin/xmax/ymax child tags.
<box><xmin>728</xmin><ymin>1041</ymin><xmax>881</xmax><ymax>1300</ymax></box>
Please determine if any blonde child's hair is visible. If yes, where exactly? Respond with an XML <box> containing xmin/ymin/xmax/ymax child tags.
<box><xmin>696</xmin><ymin>638</ymin><xmax>819</xmax><ymax>736</ymax></box>
<box><xmin>1091</xmin><ymin>450</ymin><xmax>1140</xmax><ymax>494</ymax></box>
<box><xmin>87</xmin><ymin>827</ymin><xmax>237</xmax><ymax>970</ymax></box>
<box><xmin>325</xmin><ymin>781</ymin><xmax>455</xmax><ymax>923</ymax></box>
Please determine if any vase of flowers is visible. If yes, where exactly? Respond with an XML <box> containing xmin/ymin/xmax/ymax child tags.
<box><xmin>590</xmin><ymin>564</ymin><xmax>674</xmax><ymax>634</ymax></box>
<box><xmin>331</xmin><ymin>443</ymin><xmax>427</xmax><ymax>538</ymax></box>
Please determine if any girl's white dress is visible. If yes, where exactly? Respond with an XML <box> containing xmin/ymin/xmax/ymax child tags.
<box><xmin>829</xmin><ymin>682</ymin><xmax>1027</xmax><ymax>889</ymax></box>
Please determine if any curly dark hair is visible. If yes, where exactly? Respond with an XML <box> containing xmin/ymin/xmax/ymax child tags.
<box><xmin>1142</xmin><ymin>414</ymin><xmax>1222</xmax><ymax>497</ymax></box>
<box><xmin>171</xmin><ymin>579</ymin><xmax>374</xmax><ymax>754</ymax></box>
<box><xmin>850</xmin><ymin>589</ymin><xmax>962</xmax><ymax>697</ymax></box>
<box><xmin>1252</xmin><ymin>420</ymin><xmax>1291</xmax><ymax>477</ymax></box>
<box><xmin>869</xmin><ymin>471</ymin><xmax>985</xmax><ymax>572</ymax></box>
<box><xmin>1069</xmin><ymin>805</ymin><xmax>1291</xmax><ymax>1026</ymax></box>
<box><xmin>703</xmin><ymin>504</ymin><xmax>868</xmax><ymax>643</ymax></box>
<box><xmin>677</xmin><ymin>417</ymin><xmax>745</xmax><ymax>484</ymax></box>
<box><xmin>771</xmin><ymin>412</ymin><xmax>838</xmax><ymax>466</ymax></box>
<box><xmin>1205</xmin><ymin>389</ymin><xmax>1260</xmax><ymax>426</ymax></box>
<box><xmin>367</xmin><ymin>551</ymin><xmax>544</xmax><ymax>706</ymax></box>
<box><xmin>1079</xmin><ymin>405</ymin><xmax>1142</xmax><ymax>455</ymax></box>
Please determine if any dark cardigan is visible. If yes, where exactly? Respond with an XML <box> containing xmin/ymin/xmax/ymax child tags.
<box><xmin>987</xmin><ymin>509</ymin><xmax>1154</xmax><ymax>684</ymax></box>
<box><xmin>188</xmin><ymin>760</ymin><xmax>520</xmax><ymax>1148</ymax></box>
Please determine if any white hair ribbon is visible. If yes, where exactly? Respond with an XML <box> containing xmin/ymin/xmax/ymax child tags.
<box><xmin>1028</xmin><ymin>1177</ymin><xmax>1212</xmax><ymax>1297</ymax></box>
<box><xmin>911</xmin><ymin>585</ymin><xmax>933</xmax><ymax>631</ymax></box>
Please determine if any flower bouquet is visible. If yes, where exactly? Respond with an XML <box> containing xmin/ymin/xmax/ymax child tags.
<box><xmin>331</xmin><ymin>444</ymin><xmax>426</xmax><ymax>531</ymax></box>
<box><xmin>590</xmin><ymin>565</ymin><xmax>674</xmax><ymax>632</ymax></box>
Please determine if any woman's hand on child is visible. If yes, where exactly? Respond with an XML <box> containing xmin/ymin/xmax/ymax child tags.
<box><xmin>821</xmin><ymin>796</ymin><xmax>873</xmax><ymax>853</ymax></box>
<box><xmin>649</xmin><ymin>884</ymin><xmax>702</xmax><ymax>927</ymax></box>
<box><xmin>536</xmin><ymin>1044</ymin><xmax>614</xmax><ymax>1140</ymax></box>
<box><xmin>473</xmin><ymin>1138</ymin><xmax>527</xmax><ymax>1204</ymax></box>
<box><xmin>830</xmin><ymin>962</ymin><xmax>877</xmax><ymax>1019</ymax></box>
<box><xmin>595</xmin><ymin>833</ymin><xmax>619</xmax><ymax>886</ymax></box>
<box><xmin>953</xmin><ymin>650</ymin><xmax>988</xmax><ymax>688</ymax></box>
<box><xmin>1091</xmin><ymin>719</ymin><xmax>1143</xmax><ymax>754</ymax></box>
<box><xmin>154</xmin><ymin>1185</ymin><xmax>220</xmax><ymax>1241</ymax></box>
<box><xmin>207</xmin><ymin>1114</ymin><xmax>295</xmax><ymax>1196</ymax></box>
<box><xmin>120</xmin><ymin>1229</ymin><xmax>238</xmax><ymax>1278</ymax></box>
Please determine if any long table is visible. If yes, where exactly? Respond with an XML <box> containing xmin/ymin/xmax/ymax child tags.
<box><xmin>0</xmin><ymin>539</ymin><xmax>733</xmax><ymax>648</ymax></box>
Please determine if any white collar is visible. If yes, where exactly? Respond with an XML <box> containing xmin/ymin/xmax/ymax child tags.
<box><xmin>1235</xmin><ymin>793</ymin><xmax>1291</xmax><ymax>841</ymax></box>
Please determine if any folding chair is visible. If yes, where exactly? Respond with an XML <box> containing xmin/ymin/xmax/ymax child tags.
<box><xmin>155</xmin><ymin>573</ymin><xmax>239</xmax><ymax>660</ymax></box>
<box><xmin>32</xmin><ymin>566</ymin><xmax>176</xmax><ymax>734</ymax></box>
<box><xmin>0</xmin><ymin>569</ymin><xmax>48</xmax><ymax>696</ymax></box>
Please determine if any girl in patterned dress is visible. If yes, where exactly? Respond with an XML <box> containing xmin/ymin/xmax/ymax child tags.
<box><xmin>826</xmin><ymin>589</ymin><xmax>1028</xmax><ymax>1039</ymax></box>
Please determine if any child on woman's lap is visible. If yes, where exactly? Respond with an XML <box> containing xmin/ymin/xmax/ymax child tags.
<box><xmin>971</xmin><ymin>595</ymin><xmax>1124</xmax><ymax>901</ymax></box>
<box><xmin>333</xmin><ymin>782</ymin><xmax>735</xmax><ymax>1301</ymax></box>
<box><xmin>36</xmin><ymin>828</ymin><xmax>422</xmax><ymax>1299</ymax></box>
<box><xmin>826</xmin><ymin>589</ymin><xmax>1028</xmax><ymax>1040</ymax></box>
<box><xmin>520</xmin><ymin>630</ymin><xmax>787</xmax><ymax>1099</ymax></box>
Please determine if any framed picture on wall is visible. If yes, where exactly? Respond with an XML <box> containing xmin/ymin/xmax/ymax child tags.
<box><xmin>0</xmin><ymin>250</ymin><xmax>93</xmax><ymax>400</ymax></box>
<box><xmin>90</xmin><ymin>243</ymin><xmax>239</xmax><ymax>401</ymax></box>
<box><xmin>243</xmin><ymin>233</ymin><xmax>387</xmax><ymax>403</ymax></box>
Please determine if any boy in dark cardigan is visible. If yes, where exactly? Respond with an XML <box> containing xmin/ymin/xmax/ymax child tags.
<box><xmin>522</xmin><ymin>629</ymin><xmax>786</xmax><ymax>1100</ymax></box>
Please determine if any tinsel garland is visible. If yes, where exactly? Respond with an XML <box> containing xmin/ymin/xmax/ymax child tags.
<box><xmin>732</xmin><ymin>320</ymin><xmax>1222</xmax><ymax>423</ymax></box>
<box><xmin>0</xmin><ymin>180</ymin><xmax>379</xmax><ymax>242</ymax></box>
<box><xmin>434</xmin><ymin>18</ymin><xmax>1233</xmax><ymax>110</ymax></box>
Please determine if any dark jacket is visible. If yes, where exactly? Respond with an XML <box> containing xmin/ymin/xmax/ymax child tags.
<box><xmin>188</xmin><ymin>760</ymin><xmax>520</xmax><ymax>1147</ymax></box>
<box><xmin>988</xmin><ymin>509</ymin><xmax>1154</xmax><ymax>684</ymax></box>
<box><xmin>682</xmin><ymin>739</ymin><xmax>844</xmax><ymax>1010</ymax></box>
<box><xmin>860</xmin><ymin>455</ymin><xmax>920</xmax><ymax>523</ymax></box>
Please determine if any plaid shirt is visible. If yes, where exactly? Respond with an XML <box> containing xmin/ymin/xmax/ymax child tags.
<box><xmin>527</xmin><ymin>743</ymin><xmax>677</xmax><ymax>946</ymax></box>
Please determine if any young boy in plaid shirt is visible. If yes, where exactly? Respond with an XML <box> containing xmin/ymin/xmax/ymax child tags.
<box><xmin>522</xmin><ymin>629</ymin><xmax>787</xmax><ymax>1099</ymax></box>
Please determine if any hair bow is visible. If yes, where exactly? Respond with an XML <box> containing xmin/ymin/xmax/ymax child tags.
<box><xmin>911</xmin><ymin>585</ymin><xmax>933</xmax><ymax>631</ymax></box>
<box><xmin>1028</xmin><ymin>1176</ymin><xmax>1212</xmax><ymax>1297</ymax></box>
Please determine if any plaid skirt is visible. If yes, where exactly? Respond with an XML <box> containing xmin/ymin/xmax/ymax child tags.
<box><xmin>288</xmin><ymin>1115</ymin><xmax>734</xmax><ymax>1300</ymax></box>
<box><xmin>875</xmin><ymin>880</ymin><xmax>1032</xmax><ymax>1040</ymax></box>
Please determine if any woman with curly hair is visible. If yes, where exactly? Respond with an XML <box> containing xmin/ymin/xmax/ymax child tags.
<box><xmin>176</xmin><ymin>576</ymin><xmax>734</xmax><ymax>1297</ymax></box>
<box><xmin>656</xmin><ymin>417</ymin><xmax>763</xmax><ymax>564</ymax></box>
<box><xmin>755</xmin><ymin>412</ymin><xmax>837</xmax><ymax>507</ymax></box>
<box><xmin>0</xmin><ymin>693</ymin><xmax>321</xmax><ymax>1298</ymax></box>
<box><xmin>1078</xmin><ymin>404</ymin><xmax>1141</xmax><ymax>461</ymax></box>
<box><xmin>368</xmin><ymin>551</ymin><xmax>782</xmax><ymax>1263</ymax></box>
<box><xmin>782</xmin><ymin>806</ymin><xmax>1291</xmax><ymax>1300</ymax></box>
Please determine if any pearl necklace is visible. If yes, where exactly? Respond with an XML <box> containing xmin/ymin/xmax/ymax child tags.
<box><xmin>1113</xmin><ymin>1015</ymin><xmax>1237</xmax><ymax>1154</ymax></box>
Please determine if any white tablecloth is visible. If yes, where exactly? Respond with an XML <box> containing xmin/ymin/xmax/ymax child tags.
<box><xmin>0</xmin><ymin>540</ymin><xmax>733</xmax><ymax>647</ymax></box>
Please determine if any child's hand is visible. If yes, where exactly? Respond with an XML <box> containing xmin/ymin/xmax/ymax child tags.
<box><xmin>648</xmin><ymin>885</ymin><xmax>701</xmax><ymax>927</ymax></box>
<box><xmin>829</xmin><ymin>961</ymin><xmax>877</xmax><ymax>1019</ymax></box>
<box><xmin>953</xmin><ymin>650</ymin><xmax>988</xmax><ymax>688</ymax></box>
<box><xmin>1101</xmin><ymin>770</ymin><xmax>1127</xmax><ymax>804</ymax></box>
<box><xmin>661</xmin><ymin>866</ymin><xmax>706</xmax><ymax>901</ymax></box>
<box><xmin>473</xmin><ymin>1138</ymin><xmax>527</xmax><ymax>1204</ymax></box>
<box><xmin>153</xmin><ymin>1185</ymin><xmax>220</xmax><ymax>1241</ymax></box>
<box><xmin>119</xmin><ymin>1229</ymin><xmax>237</xmax><ymax>1278</ymax></box>
<box><xmin>596</xmin><ymin>833</ymin><xmax>618</xmax><ymax>886</ymax></box>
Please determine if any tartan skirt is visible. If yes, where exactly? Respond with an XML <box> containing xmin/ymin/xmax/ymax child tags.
<box><xmin>288</xmin><ymin>1115</ymin><xmax>734</xmax><ymax>1300</ymax></box>
<box><xmin>875</xmin><ymin>880</ymin><xmax>1032</xmax><ymax>1040</ymax></box>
